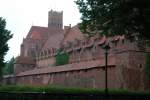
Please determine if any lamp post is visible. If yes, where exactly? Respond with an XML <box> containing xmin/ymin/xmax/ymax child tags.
<box><xmin>103</xmin><ymin>43</ymin><xmax>110</xmax><ymax>95</ymax></box>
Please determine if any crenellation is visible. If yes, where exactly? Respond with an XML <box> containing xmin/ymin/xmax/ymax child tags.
<box><xmin>3</xmin><ymin>10</ymin><xmax>150</xmax><ymax>91</ymax></box>
<box><xmin>35</xmin><ymin>34</ymin><xmax>149</xmax><ymax>68</ymax></box>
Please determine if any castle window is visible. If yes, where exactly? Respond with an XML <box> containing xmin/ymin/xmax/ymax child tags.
<box><xmin>44</xmin><ymin>50</ymin><xmax>47</xmax><ymax>56</ymax></box>
<box><xmin>114</xmin><ymin>41</ymin><xmax>118</xmax><ymax>46</ymax></box>
<box><xmin>139</xmin><ymin>64</ymin><xmax>142</xmax><ymax>69</ymax></box>
<box><xmin>122</xmin><ymin>39</ymin><xmax>125</xmax><ymax>44</ymax></box>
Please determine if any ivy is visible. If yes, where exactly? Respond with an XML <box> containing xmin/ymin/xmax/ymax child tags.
<box><xmin>56</xmin><ymin>49</ymin><xmax>69</xmax><ymax>66</ymax></box>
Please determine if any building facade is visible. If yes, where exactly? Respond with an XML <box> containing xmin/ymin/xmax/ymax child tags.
<box><xmin>2</xmin><ymin>10</ymin><xmax>150</xmax><ymax>91</ymax></box>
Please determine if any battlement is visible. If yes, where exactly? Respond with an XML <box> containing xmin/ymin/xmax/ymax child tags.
<box><xmin>36</xmin><ymin>35</ymin><xmax>142</xmax><ymax>67</ymax></box>
<box><xmin>36</xmin><ymin>35</ymin><xmax>125</xmax><ymax>58</ymax></box>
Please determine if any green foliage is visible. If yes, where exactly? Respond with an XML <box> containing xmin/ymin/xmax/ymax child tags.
<box><xmin>0</xmin><ymin>17</ymin><xmax>12</xmax><ymax>74</ymax></box>
<box><xmin>0</xmin><ymin>85</ymin><xmax>149</xmax><ymax>100</ymax></box>
<box><xmin>2</xmin><ymin>57</ymin><xmax>15</xmax><ymax>75</ymax></box>
<box><xmin>56</xmin><ymin>49</ymin><xmax>69</xmax><ymax>66</ymax></box>
<box><xmin>0</xmin><ymin>85</ymin><xmax>100</xmax><ymax>93</ymax></box>
<box><xmin>145</xmin><ymin>53</ymin><xmax>150</xmax><ymax>82</ymax></box>
<box><xmin>0</xmin><ymin>85</ymin><xmax>149</xmax><ymax>94</ymax></box>
<box><xmin>75</xmin><ymin>0</ymin><xmax>150</xmax><ymax>39</ymax></box>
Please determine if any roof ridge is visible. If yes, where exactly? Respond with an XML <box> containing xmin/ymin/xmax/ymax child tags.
<box><xmin>31</xmin><ymin>26</ymin><xmax>48</xmax><ymax>29</ymax></box>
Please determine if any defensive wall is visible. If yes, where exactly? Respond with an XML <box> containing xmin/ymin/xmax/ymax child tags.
<box><xmin>2</xmin><ymin>36</ymin><xmax>150</xmax><ymax>91</ymax></box>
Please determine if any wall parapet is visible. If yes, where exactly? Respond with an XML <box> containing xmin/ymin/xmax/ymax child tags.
<box><xmin>36</xmin><ymin>35</ymin><xmax>125</xmax><ymax>62</ymax></box>
<box><xmin>17</xmin><ymin>56</ymin><xmax>115</xmax><ymax>77</ymax></box>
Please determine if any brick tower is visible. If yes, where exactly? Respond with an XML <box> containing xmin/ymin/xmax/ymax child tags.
<box><xmin>48</xmin><ymin>10</ymin><xmax>63</xmax><ymax>29</ymax></box>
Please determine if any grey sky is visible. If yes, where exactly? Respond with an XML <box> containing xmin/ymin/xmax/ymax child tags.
<box><xmin>0</xmin><ymin>0</ymin><xmax>81</xmax><ymax>61</ymax></box>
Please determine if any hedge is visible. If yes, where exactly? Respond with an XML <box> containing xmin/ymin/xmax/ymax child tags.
<box><xmin>0</xmin><ymin>85</ymin><xmax>150</xmax><ymax>100</ymax></box>
<box><xmin>0</xmin><ymin>85</ymin><xmax>149</xmax><ymax>95</ymax></box>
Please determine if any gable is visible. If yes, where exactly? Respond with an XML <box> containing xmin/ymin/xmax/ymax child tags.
<box><xmin>26</xmin><ymin>26</ymin><xmax>48</xmax><ymax>40</ymax></box>
<box><xmin>62</xmin><ymin>25</ymin><xmax>84</xmax><ymax>45</ymax></box>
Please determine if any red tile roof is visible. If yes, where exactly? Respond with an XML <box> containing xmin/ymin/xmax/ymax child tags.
<box><xmin>26</xmin><ymin>26</ymin><xmax>48</xmax><ymax>40</ymax></box>
<box><xmin>62</xmin><ymin>25</ymin><xmax>84</xmax><ymax>45</ymax></box>
<box><xmin>42</xmin><ymin>30</ymin><xmax>64</xmax><ymax>50</ymax></box>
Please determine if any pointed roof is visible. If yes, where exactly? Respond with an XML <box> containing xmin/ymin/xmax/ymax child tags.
<box><xmin>62</xmin><ymin>25</ymin><xmax>84</xmax><ymax>45</ymax></box>
<box><xmin>26</xmin><ymin>26</ymin><xmax>48</xmax><ymax>40</ymax></box>
<box><xmin>42</xmin><ymin>30</ymin><xmax>64</xmax><ymax>50</ymax></box>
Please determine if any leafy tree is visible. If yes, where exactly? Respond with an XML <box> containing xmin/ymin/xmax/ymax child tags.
<box><xmin>145</xmin><ymin>54</ymin><xmax>150</xmax><ymax>89</ymax></box>
<box><xmin>0</xmin><ymin>17</ymin><xmax>12</xmax><ymax>74</ymax></box>
<box><xmin>75</xmin><ymin>0</ymin><xmax>150</xmax><ymax>40</ymax></box>
<box><xmin>2</xmin><ymin>57</ymin><xmax>15</xmax><ymax>75</ymax></box>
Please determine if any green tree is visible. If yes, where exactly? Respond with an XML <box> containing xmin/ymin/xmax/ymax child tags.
<box><xmin>145</xmin><ymin>54</ymin><xmax>150</xmax><ymax>89</ymax></box>
<box><xmin>2</xmin><ymin>57</ymin><xmax>15</xmax><ymax>75</ymax></box>
<box><xmin>75</xmin><ymin>0</ymin><xmax>150</xmax><ymax>39</ymax></box>
<box><xmin>0</xmin><ymin>17</ymin><xmax>12</xmax><ymax>74</ymax></box>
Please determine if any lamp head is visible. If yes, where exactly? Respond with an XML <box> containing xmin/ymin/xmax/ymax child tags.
<box><xmin>102</xmin><ymin>43</ymin><xmax>110</xmax><ymax>51</ymax></box>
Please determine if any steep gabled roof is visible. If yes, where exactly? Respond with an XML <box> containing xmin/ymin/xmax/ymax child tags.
<box><xmin>62</xmin><ymin>25</ymin><xmax>84</xmax><ymax>45</ymax></box>
<box><xmin>41</xmin><ymin>30</ymin><xmax>64</xmax><ymax>50</ymax></box>
<box><xmin>26</xmin><ymin>26</ymin><xmax>48</xmax><ymax>40</ymax></box>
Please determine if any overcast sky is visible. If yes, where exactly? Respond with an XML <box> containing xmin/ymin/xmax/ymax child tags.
<box><xmin>0</xmin><ymin>0</ymin><xmax>81</xmax><ymax>61</ymax></box>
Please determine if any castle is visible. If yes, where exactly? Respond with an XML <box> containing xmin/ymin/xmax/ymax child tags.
<box><xmin>2</xmin><ymin>10</ymin><xmax>150</xmax><ymax>91</ymax></box>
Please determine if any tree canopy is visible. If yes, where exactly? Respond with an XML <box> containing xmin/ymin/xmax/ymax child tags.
<box><xmin>2</xmin><ymin>57</ymin><xmax>14</xmax><ymax>75</ymax></box>
<box><xmin>75</xmin><ymin>0</ymin><xmax>150</xmax><ymax>40</ymax></box>
<box><xmin>0</xmin><ymin>17</ymin><xmax>12</xmax><ymax>72</ymax></box>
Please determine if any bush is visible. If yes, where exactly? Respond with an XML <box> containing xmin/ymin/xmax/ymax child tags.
<box><xmin>0</xmin><ymin>85</ymin><xmax>149</xmax><ymax>95</ymax></box>
<box><xmin>0</xmin><ymin>85</ymin><xmax>149</xmax><ymax>100</ymax></box>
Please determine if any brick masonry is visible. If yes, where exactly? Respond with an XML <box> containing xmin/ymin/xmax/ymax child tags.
<box><xmin>2</xmin><ymin>10</ymin><xmax>150</xmax><ymax>92</ymax></box>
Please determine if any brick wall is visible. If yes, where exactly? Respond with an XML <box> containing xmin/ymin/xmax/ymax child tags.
<box><xmin>3</xmin><ymin>50</ymin><xmax>150</xmax><ymax>91</ymax></box>
<box><xmin>12</xmin><ymin>66</ymin><xmax>118</xmax><ymax>89</ymax></box>
<box><xmin>37</xmin><ymin>56</ymin><xmax>56</xmax><ymax>67</ymax></box>
<box><xmin>14</xmin><ymin>64</ymin><xmax>35</xmax><ymax>75</ymax></box>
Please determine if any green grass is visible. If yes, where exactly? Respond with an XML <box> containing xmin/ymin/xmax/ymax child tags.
<box><xmin>0</xmin><ymin>85</ymin><xmax>149</xmax><ymax>95</ymax></box>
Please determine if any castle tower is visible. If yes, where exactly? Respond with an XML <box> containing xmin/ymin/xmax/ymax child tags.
<box><xmin>48</xmin><ymin>10</ymin><xmax>63</xmax><ymax>29</ymax></box>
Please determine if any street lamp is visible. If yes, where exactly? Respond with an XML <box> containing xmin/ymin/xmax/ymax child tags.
<box><xmin>102</xmin><ymin>43</ymin><xmax>110</xmax><ymax>95</ymax></box>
